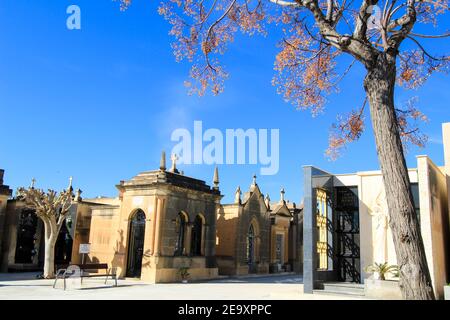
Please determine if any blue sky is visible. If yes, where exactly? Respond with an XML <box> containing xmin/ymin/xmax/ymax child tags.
<box><xmin>0</xmin><ymin>1</ymin><xmax>449</xmax><ymax>204</ymax></box>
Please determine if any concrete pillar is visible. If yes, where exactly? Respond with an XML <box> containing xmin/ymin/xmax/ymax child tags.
<box><xmin>154</xmin><ymin>198</ymin><xmax>165</xmax><ymax>256</ymax></box>
<box><xmin>443</xmin><ymin>123</ymin><xmax>450</xmax><ymax>218</ymax></box>
<box><xmin>303</xmin><ymin>166</ymin><xmax>317</xmax><ymax>293</ymax></box>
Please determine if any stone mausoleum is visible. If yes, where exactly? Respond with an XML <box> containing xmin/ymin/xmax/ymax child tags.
<box><xmin>303</xmin><ymin>123</ymin><xmax>450</xmax><ymax>299</ymax></box>
<box><xmin>86</xmin><ymin>153</ymin><xmax>222</xmax><ymax>283</ymax></box>
<box><xmin>216</xmin><ymin>176</ymin><xmax>302</xmax><ymax>275</ymax></box>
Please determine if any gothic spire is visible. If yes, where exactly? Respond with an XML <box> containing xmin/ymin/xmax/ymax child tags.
<box><xmin>280</xmin><ymin>187</ymin><xmax>286</xmax><ymax>204</ymax></box>
<box><xmin>265</xmin><ymin>193</ymin><xmax>271</xmax><ymax>210</ymax></box>
<box><xmin>67</xmin><ymin>176</ymin><xmax>73</xmax><ymax>192</ymax></box>
<box><xmin>250</xmin><ymin>174</ymin><xmax>257</xmax><ymax>192</ymax></box>
<box><xmin>213</xmin><ymin>166</ymin><xmax>219</xmax><ymax>190</ymax></box>
<box><xmin>235</xmin><ymin>186</ymin><xmax>242</xmax><ymax>204</ymax></box>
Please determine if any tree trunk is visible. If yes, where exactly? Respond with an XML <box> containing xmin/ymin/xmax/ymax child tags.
<box><xmin>363</xmin><ymin>52</ymin><xmax>435</xmax><ymax>300</ymax></box>
<box><xmin>43</xmin><ymin>236</ymin><xmax>57</xmax><ymax>279</ymax></box>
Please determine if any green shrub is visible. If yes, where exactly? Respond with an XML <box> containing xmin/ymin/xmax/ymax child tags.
<box><xmin>365</xmin><ymin>262</ymin><xmax>399</xmax><ymax>280</ymax></box>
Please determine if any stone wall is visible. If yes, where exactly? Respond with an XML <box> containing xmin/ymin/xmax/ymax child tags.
<box><xmin>417</xmin><ymin>155</ymin><xmax>449</xmax><ymax>298</ymax></box>
<box><xmin>0</xmin><ymin>169</ymin><xmax>12</xmax><ymax>270</ymax></box>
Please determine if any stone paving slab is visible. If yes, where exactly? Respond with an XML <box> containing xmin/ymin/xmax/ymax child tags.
<box><xmin>0</xmin><ymin>273</ymin><xmax>367</xmax><ymax>300</ymax></box>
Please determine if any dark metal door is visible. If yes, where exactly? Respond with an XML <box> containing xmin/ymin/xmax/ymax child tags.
<box><xmin>126</xmin><ymin>210</ymin><xmax>146</xmax><ymax>278</ymax></box>
<box><xmin>334</xmin><ymin>187</ymin><xmax>361</xmax><ymax>283</ymax></box>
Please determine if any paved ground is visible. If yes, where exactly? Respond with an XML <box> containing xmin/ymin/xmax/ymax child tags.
<box><xmin>0</xmin><ymin>273</ymin><xmax>365</xmax><ymax>300</ymax></box>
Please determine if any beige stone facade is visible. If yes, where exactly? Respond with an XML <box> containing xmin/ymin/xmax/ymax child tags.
<box><xmin>216</xmin><ymin>177</ymin><xmax>302</xmax><ymax>276</ymax></box>
<box><xmin>0</xmin><ymin>170</ymin><xmax>12</xmax><ymax>271</ymax></box>
<box><xmin>0</xmin><ymin>192</ymin><xmax>93</xmax><ymax>272</ymax></box>
<box><xmin>85</xmin><ymin>159</ymin><xmax>222</xmax><ymax>283</ymax></box>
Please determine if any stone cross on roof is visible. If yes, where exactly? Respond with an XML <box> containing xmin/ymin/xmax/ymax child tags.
<box><xmin>170</xmin><ymin>154</ymin><xmax>179</xmax><ymax>173</ymax></box>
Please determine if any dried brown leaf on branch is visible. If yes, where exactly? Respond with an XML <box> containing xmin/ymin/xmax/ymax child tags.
<box><xmin>396</xmin><ymin>97</ymin><xmax>429</xmax><ymax>149</ymax></box>
<box><xmin>326</xmin><ymin>101</ymin><xmax>366</xmax><ymax>160</ymax></box>
<box><xmin>398</xmin><ymin>49</ymin><xmax>450</xmax><ymax>89</ymax></box>
<box><xmin>326</xmin><ymin>96</ymin><xmax>429</xmax><ymax>160</ymax></box>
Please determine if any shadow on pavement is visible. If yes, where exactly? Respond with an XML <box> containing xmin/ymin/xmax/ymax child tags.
<box><xmin>202</xmin><ymin>274</ymin><xmax>303</xmax><ymax>285</ymax></box>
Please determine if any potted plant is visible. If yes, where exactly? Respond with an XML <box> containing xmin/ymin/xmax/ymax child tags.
<box><xmin>364</xmin><ymin>262</ymin><xmax>402</xmax><ymax>299</ymax></box>
<box><xmin>444</xmin><ymin>283</ymin><xmax>450</xmax><ymax>300</ymax></box>
<box><xmin>178</xmin><ymin>267</ymin><xmax>190</xmax><ymax>284</ymax></box>
<box><xmin>365</xmin><ymin>262</ymin><xmax>399</xmax><ymax>280</ymax></box>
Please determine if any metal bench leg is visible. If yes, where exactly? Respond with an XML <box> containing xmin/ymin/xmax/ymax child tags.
<box><xmin>115</xmin><ymin>275</ymin><xmax>117</xmax><ymax>287</ymax></box>
<box><xmin>64</xmin><ymin>278</ymin><xmax>66</xmax><ymax>291</ymax></box>
<box><xmin>53</xmin><ymin>277</ymin><xmax>58</xmax><ymax>289</ymax></box>
<box><xmin>104</xmin><ymin>273</ymin><xmax>109</xmax><ymax>285</ymax></box>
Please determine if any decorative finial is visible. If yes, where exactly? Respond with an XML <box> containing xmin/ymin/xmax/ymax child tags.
<box><xmin>30</xmin><ymin>178</ymin><xmax>36</xmax><ymax>189</ymax></box>
<box><xmin>170</xmin><ymin>153</ymin><xmax>179</xmax><ymax>173</ymax></box>
<box><xmin>265</xmin><ymin>193</ymin><xmax>271</xmax><ymax>210</ymax></box>
<box><xmin>250</xmin><ymin>174</ymin><xmax>257</xmax><ymax>192</ymax></box>
<box><xmin>160</xmin><ymin>151</ymin><xmax>166</xmax><ymax>171</ymax></box>
<box><xmin>74</xmin><ymin>188</ymin><xmax>83</xmax><ymax>202</ymax></box>
<box><xmin>280</xmin><ymin>187</ymin><xmax>285</xmax><ymax>204</ymax></box>
<box><xmin>68</xmin><ymin>176</ymin><xmax>73</xmax><ymax>192</ymax></box>
<box><xmin>213</xmin><ymin>166</ymin><xmax>219</xmax><ymax>190</ymax></box>
<box><xmin>235</xmin><ymin>186</ymin><xmax>242</xmax><ymax>204</ymax></box>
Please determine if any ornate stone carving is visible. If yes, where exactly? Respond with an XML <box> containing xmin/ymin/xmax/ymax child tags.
<box><xmin>369</xmin><ymin>188</ymin><xmax>389</xmax><ymax>264</ymax></box>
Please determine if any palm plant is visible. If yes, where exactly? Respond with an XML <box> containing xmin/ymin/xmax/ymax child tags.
<box><xmin>178</xmin><ymin>267</ymin><xmax>190</xmax><ymax>281</ymax></box>
<box><xmin>365</xmin><ymin>262</ymin><xmax>399</xmax><ymax>281</ymax></box>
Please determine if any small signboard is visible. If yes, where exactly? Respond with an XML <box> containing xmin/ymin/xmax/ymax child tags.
<box><xmin>79</xmin><ymin>243</ymin><xmax>91</xmax><ymax>254</ymax></box>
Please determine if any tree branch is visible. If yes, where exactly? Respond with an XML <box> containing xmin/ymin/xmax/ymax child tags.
<box><xmin>388</xmin><ymin>0</ymin><xmax>417</xmax><ymax>50</ymax></box>
<box><xmin>354</xmin><ymin>0</ymin><xmax>379</xmax><ymax>41</ymax></box>
<box><xmin>406</xmin><ymin>35</ymin><xmax>450</xmax><ymax>61</ymax></box>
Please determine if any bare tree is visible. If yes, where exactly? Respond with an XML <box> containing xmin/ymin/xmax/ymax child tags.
<box><xmin>119</xmin><ymin>0</ymin><xmax>449</xmax><ymax>299</ymax></box>
<box><xmin>17</xmin><ymin>179</ymin><xmax>74</xmax><ymax>278</ymax></box>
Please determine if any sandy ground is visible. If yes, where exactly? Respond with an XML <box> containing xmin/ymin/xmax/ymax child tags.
<box><xmin>0</xmin><ymin>273</ymin><xmax>366</xmax><ymax>300</ymax></box>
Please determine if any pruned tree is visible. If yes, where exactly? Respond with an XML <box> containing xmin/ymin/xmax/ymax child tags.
<box><xmin>17</xmin><ymin>179</ymin><xmax>74</xmax><ymax>278</ymax></box>
<box><xmin>118</xmin><ymin>0</ymin><xmax>449</xmax><ymax>299</ymax></box>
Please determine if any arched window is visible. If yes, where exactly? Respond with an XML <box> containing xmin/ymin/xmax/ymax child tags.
<box><xmin>191</xmin><ymin>215</ymin><xmax>203</xmax><ymax>256</ymax></box>
<box><xmin>247</xmin><ymin>224</ymin><xmax>255</xmax><ymax>264</ymax></box>
<box><xmin>175</xmin><ymin>212</ymin><xmax>188</xmax><ymax>256</ymax></box>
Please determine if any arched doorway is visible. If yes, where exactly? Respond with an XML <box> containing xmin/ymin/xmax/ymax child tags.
<box><xmin>247</xmin><ymin>224</ymin><xmax>256</xmax><ymax>273</ymax></box>
<box><xmin>55</xmin><ymin>221</ymin><xmax>73</xmax><ymax>265</ymax></box>
<box><xmin>191</xmin><ymin>215</ymin><xmax>203</xmax><ymax>256</ymax></box>
<box><xmin>126</xmin><ymin>210</ymin><xmax>146</xmax><ymax>278</ymax></box>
